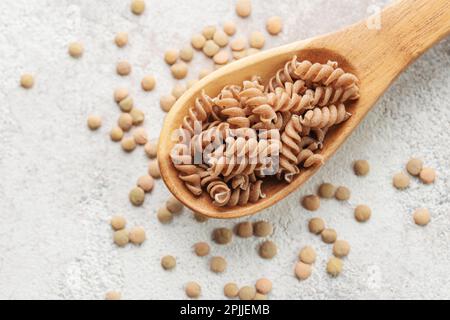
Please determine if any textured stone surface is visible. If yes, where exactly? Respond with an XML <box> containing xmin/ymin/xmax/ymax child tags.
<box><xmin>0</xmin><ymin>0</ymin><xmax>448</xmax><ymax>300</ymax></box>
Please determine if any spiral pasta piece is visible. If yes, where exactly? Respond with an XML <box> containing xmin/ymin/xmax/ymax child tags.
<box><xmin>228</xmin><ymin>180</ymin><xmax>266</xmax><ymax>206</ymax></box>
<box><xmin>208</xmin><ymin>154</ymin><xmax>258</xmax><ymax>178</ymax></box>
<box><xmin>294</xmin><ymin>59</ymin><xmax>359</xmax><ymax>89</ymax></box>
<box><xmin>281</xmin><ymin>115</ymin><xmax>303</xmax><ymax>156</ymax></box>
<box><xmin>214</xmin><ymin>85</ymin><xmax>251</xmax><ymax>128</ymax></box>
<box><xmin>252</xmin><ymin>104</ymin><xmax>277</xmax><ymax>123</ymax></box>
<box><xmin>278</xmin><ymin>156</ymin><xmax>300</xmax><ymax>183</ymax></box>
<box><xmin>267</xmin><ymin>86</ymin><xmax>315</xmax><ymax>115</ymax></box>
<box><xmin>225</xmin><ymin>174</ymin><xmax>250</xmax><ymax>191</ymax></box>
<box><xmin>310</xmin><ymin>84</ymin><xmax>360</xmax><ymax>106</ymax></box>
<box><xmin>251</xmin><ymin>111</ymin><xmax>291</xmax><ymax>131</ymax></box>
<box><xmin>199</xmin><ymin>171</ymin><xmax>232</xmax><ymax>207</ymax></box>
<box><xmin>182</xmin><ymin>90</ymin><xmax>220</xmax><ymax>134</ymax></box>
<box><xmin>297</xmin><ymin>149</ymin><xmax>324</xmax><ymax>168</ymax></box>
<box><xmin>300</xmin><ymin>104</ymin><xmax>351</xmax><ymax>129</ymax></box>
<box><xmin>175</xmin><ymin>164</ymin><xmax>205</xmax><ymax>196</ymax></box>
<box><xmin>239</xmin><ymin>80</ymin><xmax>269</xmax><ymax>111</ymax></box>
<box><xmin>267</xmin><ymin>55</ymin><xmax>359</xmax><ymax>90</ymax></box>
<box><xmin>189</xmin><ymin>123</ymin><xmax>231</xmax><ymax>163</ymax></box>
<box><xmin>266</xmin><ymin>55</ymin><xmax>301</xmax><ymax>92</ymax></box>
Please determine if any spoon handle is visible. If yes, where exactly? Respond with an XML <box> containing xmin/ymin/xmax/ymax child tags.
<box><xmin>319</xmin><ymin>0</ymin><xmax>450</xmax><ymax>85</ymax></box>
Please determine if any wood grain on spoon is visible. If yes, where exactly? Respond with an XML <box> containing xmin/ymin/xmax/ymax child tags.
<box><xmin>159</xmin><ymin>0</ymin><xmax>450</xmax><ymax>219</ymax></box>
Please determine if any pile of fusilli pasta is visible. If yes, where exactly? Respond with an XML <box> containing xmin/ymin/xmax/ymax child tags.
<box><xmin>170</xmin><ymin>56</ymin><xmax>360</xmax><ymax>207</ymax></box>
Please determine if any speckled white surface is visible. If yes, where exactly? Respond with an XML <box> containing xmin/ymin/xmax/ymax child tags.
<box><xmin>0</xmin><ymin>0</ymin><xmax>449</xmax><ymax>300</ymax></box>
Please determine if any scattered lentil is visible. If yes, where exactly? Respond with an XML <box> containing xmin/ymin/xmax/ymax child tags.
<box><xmin>318</xmin><ymin>183</ymin><xmax>335</xmax><ymax>198</ymax></box>
<box><xmin>266</xmin><ymin>16</ymin><xmax>283</xmax><ymax>35</ymax></box>
<box><xmin>194</xmin><ymin>242</ymin><xmax>210</xmax><ymax>257</ymax></box>
<box><xmin>254</xmin><ymin>293</ymin><xmax>267</xmax><ymax>300</ymax></box>
<box><xmin>116</xmin><ymin>61</ymin><xmax>132</xmax><ymax>76</ymax></box>
<box><xmin>239</xmin><ymin>286</ymin><xmax>256</xmax><ymax>300</ymax></box>
<box><xmin>68</xmin><ymin>42</ymin><xmax>84</xmax><ymax>58</ymax></box>
<box><xmin>308</xmin><ymin>217</ymin><xmax>325</xmax><ymax>235</ymax></box>
<box><xmin>129</xmin><ymin>187</ymin><xmax>145</xmax><ymax>206</ymax></box>
<box><xmin>413</xmin><ymin>208</ymin><xmax>431</xmax><ymax>226</ymax></box>
<box><xmin>105</xmin><ymin>291</ymin><xmax>121</xmax><ymax>300</ymax></box>
<box><xmin>223</xmin><ymin>21</ymin><xmax>237</xmax><ymax>36</ymax></box>
<box><xmin>121</xmin><ymin>137</ymin><xmax>137</xmax><ymax>152</ymax></box>
<box><xmin>203</xmin><ymin>40</ymin><xmax>220</xmax><ymax>57</ymax></box>
<box><xmin>115</xmin><ymin>32</ymin><xmax>128</xmax><ymax>48</ymax></box>
<box><xmin>114</xmin><ymin>88</ymin><xmax>129</xmax><ymax>103</ymax></box>
<box><xmin>259</xmin><ymin>241</ymin><xmax>277</xmax><ymax>259</ymax></box>
<box><xmin>114</xmin><ymin>230</ymin><xmax>129</xmax><ymax>247</ymax></box>
<box><xmin>230</xmin><ymin>37</ymin><xmax>247</xmax><ymax>51</ymax></box>
<box><xmin>141</xmin><ymin>75</ymin><xmax>156</xmax><ymax>91</ymax></box>
<box><xmin>172</xmin><ymin>83</ymin><xmax>187</xmax><ymax>99</ymax></box>
<box><xmin>294</xmin><ymin>262</ymin><xmax>312</xmax><ymax>280</ymax></box>
<box><xmin>419</xmin><ymin>167</ymin><xmax>436</xmax><ymax>184</ymax></box>
<box><xmin>321</xmin><ymin>229</ymin><xmax>337</xmax><ymax>244</ymax></box>
<box><xmin>185</xmin><ymin>282</ymin><xmax>201</xmax><ymax>298</ymax></box>
<box><xmin>299</xmin><ymin>246</ymin><xmax>316</xmax><ymax>264</ymax></box>
<box><xmin>406</xmin><ymin>158</ymin><xmax>423</xmax><ymax>176</ymax></box>
<box><xmin>213</xmin><ymin>30</ymin><xmax>229</xmax><ymax>47</ymax></box>
<box><xmin>20</xmin><ymin>74</ymin><xmax>34</xmax><ymax>89</ymax></box>
<box><xmin>335</xmin><ymin>186</ymin><xmax>351</xmax><ymax>201</ymax></box>
<box><xmin>353</xmin><ymin>160</ymin><xmax>370</xmax><ymax>176</ymax></box>
<box><xmin>255</xmin><ymin>278</ymin><xmax>272</xmax><ymax>294</ymax></box>
<box><xmin>166</xmin><ymin>196</ymin><xmax>184</xmax><ymax>213</ymax></box>
<box><xmin>148</xmin><ymin>160</ymin><xmax>161</xmax><ymax>179</ymax></box>
<box><xmin>157</xmin><ymin>206</ymin><xmax>173</xmax><ymax>224</ymax></box>
<box><xmin>210</xmin><ymin>256</ymin><xmax>227</xmax><ymax>273</ymax></box>
<box><xmin>302</xmin><ymin>195</ymin><xmax>320</xmax><ymax>211</ymax></box>
<box><xmin>326</xmin><ymin>257</ymin><xmax>343</xmax><ymax>277</ymax></box>
<box><xmin>170</xmin><ymin>62</ymin><xmax>188</xmax><ymax>79</ymax></box>
<box><xmin>253</xmin><ymin>221</ymin><xmax>273</xmax><ymax>237</ymax></box>
<box><xmin>180</xmin><ymin>46</ymin><xmax>194</xmax><ymax>62</ymax></box>
<box><xmin>224</xmin><ymin>283</ymin><xmax>239</xmax><ymax>298</ymax></box>
<box><xmin>393</xmin><ymin>172</ymin><xmax>410</xmax><ymax>189</ymax></box>
<box><xmin>144</xmin><ymin>141</ymin><xmax>158</xmax><ymax>158</ymax></box>
<box><xmin>236</xmin><ymin>221</ymin><xmax>253</xmax><ymax>238</ymax></box>
<box><xmin>130</xmin><ymin>108</ymin><xmax>145</xmax><ymax>125</ymax></box>
<box><xmin>87</xmin><ymin>115</ymin><xmax>102</xmax><ymax>130</ymax></box>
<box><xmin>194</xmin><ymin>212</ymin><xmax>208</xmax><ymax>223</ymax></box>
<box><xmin>354</xmin><ymin>205</ymin><xmax>371</xmax><ymax>222</ymax></box>
<box><xmin>131</xmin><ymin>0</ymin><xmax>146</xmax><ymax>15</ymax></box>
<box><xmin>132</xmin><ymin>127</ymin><xmax>147</xmax><ymax>145</ymax></box>
<box><xmin>110</xmin><ymin>216</ymin><xmax>126</xmax><ymax>230</ymax></box>
<box><xmin>191</xmin><ymin>34</ymin><xmax>207</xmax><ymax>50</ymax></box>
<box><xmin>129</xmin><ymin>226</ymin><xmax>146</xmax><ymax>245</ymax></box>
<box><xmin>118</xmin><ymin>113</ymin><xmax>133</xmax><ymax>131</ymax></box>
<box><xmin>161</xmin><ymin>255</ymin><xmax>176</xmax><ymax>270</ymax></box>
<box><xmin>249</xmin><ymin>31</ymin><xmax>265</xmax><ymax>49</ymax></box>
<box><xmin>119</xmin><ymin>96</ymin><xmax>134</xmax><ymax>112</ymax></box>
<box><xmin>213</xmin><ymin>50</ymin><xmax>230</xmax><ymax>65</ymax></box>
<box><xmin>232</xmin><ymin>50</ymin><xmax>247</xmax><ymax>60</ymax></box>
<box><xmin>213</xmin><ymin>228</ymin><xmax>233</xmax><ymax>245</ymax></box>
<box><xmin>164</xmin><ymin>49</ymin><xmax>179</xmax><ymax>65</ymax></box>
<box><xmin>236</xmin><ymin>0</ymin><xmax>252</xmax><ymax>18</ymax></box>
<box><xmin>202</xmin><ymin>26</ymin><xmax>217</xmax><ymax>40</ymax></box>
<box><xmin>333</xmin><ymin>240</ymin><xmax>350</xmax><ymax>258</ymax></box>
<box><xmin>137</xmin><ymin>175</ymin><xmax>154</xmax><ymax>192</ymax></box>
<box><xmin>160</xmin><ymin>95</ymin><xmax>177</xmax><ymax>112</ymax></box>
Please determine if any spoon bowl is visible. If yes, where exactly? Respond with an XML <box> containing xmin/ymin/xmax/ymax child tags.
<box><xmin>159</xmin><ymin>0</ymin><xmax>450</xmax><ymax>219</ymax></box>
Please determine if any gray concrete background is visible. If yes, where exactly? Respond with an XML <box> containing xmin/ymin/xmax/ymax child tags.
<box><xmin>0</xmin><ymin>0</ymin><xmax>449</xmax><ymax>300</ymax></box>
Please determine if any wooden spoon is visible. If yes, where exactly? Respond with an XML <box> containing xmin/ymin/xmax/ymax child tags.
<box><xmin>159</xmin><ymin>0</ymin><xmax>450</xmax><ymax>219</ymax></box>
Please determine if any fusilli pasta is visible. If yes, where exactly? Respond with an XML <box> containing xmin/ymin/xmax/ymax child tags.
<box><xmin>170</xmin><ymin>56</ymin><xmax>360</xmax><ymax>208</ymax></box>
